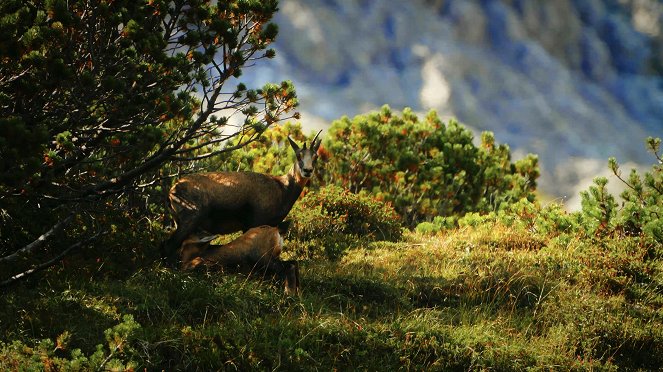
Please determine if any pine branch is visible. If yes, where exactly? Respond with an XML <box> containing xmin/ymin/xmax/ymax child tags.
<box><xmin>0</xmin><ymin>214</ymin><xmax>74</xmax><ymax>264</ymax></box>
<box><xmin>0</xmin><ymin>230</ymin><xmax>104</xmax><ymax>287</ymax></box>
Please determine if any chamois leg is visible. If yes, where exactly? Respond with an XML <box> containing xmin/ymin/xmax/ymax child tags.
<box><xmin>178</xmin><ymin>237</ymin><xmax>215</xmax><ymax>270</ymax></box>
<box><xmin>261</xmin><ymin>259</ymin><xmax>300</xmax><ymax>296</ymax></box>
<box><xmin>181</xmin><ymin>256</ymin><xmax>205</xmax><ymax>271</ymax></box>
<box><xmin>284</xmin><ymin>260</ymin><xmax>300</xmax><ymax>296</ymax></box>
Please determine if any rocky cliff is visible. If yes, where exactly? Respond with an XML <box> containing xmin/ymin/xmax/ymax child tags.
<box><xmin>247</xmin><ymin>0</ymin><xmax>663</xmax><ymax>207</ymax></box>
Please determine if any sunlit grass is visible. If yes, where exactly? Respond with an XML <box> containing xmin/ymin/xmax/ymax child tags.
<box><xmin>1</xmin><ymin>223</ymin><xmax>662</xmax><ymax>370</ymax></box>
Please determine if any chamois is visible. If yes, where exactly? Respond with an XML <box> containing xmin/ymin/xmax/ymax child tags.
<box><xmin>162</xmin><ymin>132</ymin><xmax>322</xmax><ymax>262</ymax></box>
<box><xmin>180</xmin><ymin>225</ymin><xmax>300</xmax><ymax>295</ymax></box>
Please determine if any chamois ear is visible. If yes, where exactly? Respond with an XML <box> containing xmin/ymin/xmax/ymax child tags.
<box><xmin>287</xmin><ymin>135</ymin><xmax>300</xmax><ymax>152</ymax></box>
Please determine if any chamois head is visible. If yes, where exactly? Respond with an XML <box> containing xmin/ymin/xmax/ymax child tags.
<box><xmin>288</xmin><ymin>130</ymin><xmax>322</xmax><ymax>180</ymax></box>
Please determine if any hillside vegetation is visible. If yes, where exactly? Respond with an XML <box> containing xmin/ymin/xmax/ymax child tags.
<box><xmin>1</xmin><ymin>116</ymin><xmax>661</xmax><ymax>370</ymax></box>
<box><xmin>2</xmin><ymin>2</ymin><xmax>661</xmax><ymax>370</ymax></box>
<box><xmin>1</xmin><ymin>223</ymin><xmax>661</xmax><ymax>370</ymax></box>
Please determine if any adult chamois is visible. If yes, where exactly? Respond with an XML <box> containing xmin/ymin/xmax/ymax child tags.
<box><xmin>180</xmin><ymin>224</ymin><xmax>300</xmax><ymax>295</ymax></box>
<box><xmin>162</xmin><ymin>131</ymin><xmax>322</xmax><ymax>262</ymax></box>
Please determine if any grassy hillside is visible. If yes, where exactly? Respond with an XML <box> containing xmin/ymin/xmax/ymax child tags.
<box><xmin>1</xmin><ymin>221</ymin><xmax>661</xmax><ymax>370</ymax></box>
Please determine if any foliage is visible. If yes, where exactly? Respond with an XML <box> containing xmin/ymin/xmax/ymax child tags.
<box><xmin>0</xmin><ymin>0</ymin><xmax>297</xmax><ymax>284</ymax></box>
<box><xmin>580</xmin><ymin>137</ymin><xmax>662</xmax><ymax>244</ymax></box>
<box><xmin>0</xmin><ymin>315</ymin><xmax>140</xmax><ymax>371</ymax></box>
<box><xmin>214</xmin><ymin>107</ymin><xmax>539</xmax><ymax>228</ymax></box>
<box><xmin>206</xmin><ymin>121</ymin><xmax>309</xmax><ymax>175</ymax></box>
<box><xmin>323</xmin><ymin>105</ymin><xmax>539</xmax><ymax>226</ymax></box>
<box><xmin>416</xmin><ymin>137</ymin><xmax>662</xmax><ymax>251</ymax></box>
<box><xmin>286</xmin><ymin>185</ymin><xmax>403</xmax><ymax>259</ymax></box>
<box><xmin>416</xmin><ymin>198</ymin><xmax>581</xmax><ymax>240</ymax></box>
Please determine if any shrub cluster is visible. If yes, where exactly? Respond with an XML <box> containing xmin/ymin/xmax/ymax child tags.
<box><xmin>0</xmin><ymin>315</ymin><xmax>140</xmax><ymax>371</ymax></box>
<box><xmin>323</xmin><ymin>105</ymin><xmax>539</xmax><ymax>226</ymax></box>
<box><xmin>416</xmin><ymin>198</ymin><xmax>580</xmax><ymax>238</ymax></box>
<box><xmin>415</xmin><ymin>137</ymin><xmax>662</xmax><ymax>250</ymax></box>
<box><xmin>580</xmin><ymin>137</ymin><xmax>662</xmax><ymax>245</ymax></box>
<box><xmin>286</xmin><ymin>185</ymin><xmax>403</xmax><ymax>259</ymax></box>
<box><xmin>201</xmin><ymin>110</ymin><xmax>659</xmax><ymax>257</ymax></box>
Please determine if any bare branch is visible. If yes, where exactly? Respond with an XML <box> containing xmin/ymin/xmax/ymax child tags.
<box><xmin>171</xmin><ymin>134</ymin><xmax>262</xmax><ymax>161</ymax></box>
<box><xmin>0</xmin><ymin>214</ymin><xmax>74</xmax><ymax>264</ymax></box>
<box><xmin>0</xmin><ymin>230</ymin><xmax>105</xmax><ymax>288</ymax></box>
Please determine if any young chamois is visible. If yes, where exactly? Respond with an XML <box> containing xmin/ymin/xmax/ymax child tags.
<box><xmin>180</xmin><ymin>224</ymin><xmax>300</xmax><ymax>295</ymax></box>
<box><xmin>162</xmin><ymin>132</ymin><xmax>322</xmax><ymax>262</ymax></box>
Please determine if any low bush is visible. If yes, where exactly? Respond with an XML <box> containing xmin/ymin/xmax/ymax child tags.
<box><xmin>0</xmin><ymin>315</ymin><xmax>140</xmax><ymax>371</ymax></box>
<box><xmin>287</xmin><ymin>185</ymin><xmax>403</xmax><ymax>259</ymax></box>
<box><xmin>415</xmin><ymin>198</ymin><xmax>580</xmax><ymax>241</ymax></box>
<box><xmin>210</xmin><ymin>107</ymin><xmax>539</xmax><ymax>227</ymax></box>
<box><xmin>323</xmin><ymin>105</ymin><xmax>539</xmax><ymax>226</ymax></box>
<box><xmin>580</xmin><ymin>137</ymin><xmax>662</xmax><ymax>244</ymax></box>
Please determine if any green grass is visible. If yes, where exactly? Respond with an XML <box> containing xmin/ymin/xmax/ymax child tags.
<box><xmin>1</xmin><ymin>224</ymin><xmax>662</xmax><ymax>370</ymax></box>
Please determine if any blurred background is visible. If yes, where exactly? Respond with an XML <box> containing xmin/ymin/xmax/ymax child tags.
<box><xmin>245</xmin><ymin>0</ymin><xmax>663</xmax><ymax>209</ymax></box>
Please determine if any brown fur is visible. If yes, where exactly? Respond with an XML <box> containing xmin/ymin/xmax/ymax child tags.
<box><xmin>180</xmin><ymin>226</ymin><xmax>300</xmax><ymax>295</ymax></box>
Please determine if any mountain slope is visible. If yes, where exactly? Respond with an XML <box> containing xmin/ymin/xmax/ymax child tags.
<box><xmin>248</xmin><ymin>0</ymin><xmax>663</xmax><ymax>203</ymax></box>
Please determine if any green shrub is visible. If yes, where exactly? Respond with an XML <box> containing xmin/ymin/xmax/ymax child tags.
<box><xmin>0</xmin><ymin>315</ymin><xmax>140</xmax><ymax>371</ymax></box>
<box><xmin>581</xmin><ymin>137</ymin><xmax>662</xmax><ymax>244</ymax></box>
<box><xmin>287</xmin><ymin>185</ymin><xmax>403</xmax><ymax>259</ymax></box>
<box><xmin>415</xmin><ymin>198</ymin><xmax>581</xmax><ymax>240</ymax></box>
<box><xmin>415</xmin><ymin>215</ymin><xmax>457</xmax><ymax>234</ymax></box>
<box><xmin>323</xmin><ymin>105</ymin><xmax>539</xmax><ymax>226</ymax></box>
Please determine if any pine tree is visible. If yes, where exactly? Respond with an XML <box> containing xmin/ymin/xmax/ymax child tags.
<box><xmin>581</xmin><ymin>137</ymin><xmax>662</xmax><ymax>243</ymax></box>
<box><xmin>0</xmin><ymin>0</ymin><xmax>298</xmax><ymax>284</ymax></box>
